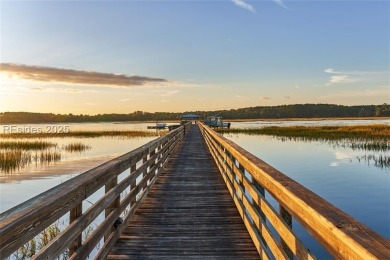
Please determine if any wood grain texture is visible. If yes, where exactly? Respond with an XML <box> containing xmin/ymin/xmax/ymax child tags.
<box><xmin>0</xmin><ymin>126</ymin><xmax>184</xmax><ymax>259</ymax></box>
<box><xmin>107</xmin><ymin>125</ymin><xmax>259</xmax><ymax>259</ymax></box>
<box><xmin>199</xmin><ymin>122</ymin><xmax>390</xmax><ymax>259</ymax></box>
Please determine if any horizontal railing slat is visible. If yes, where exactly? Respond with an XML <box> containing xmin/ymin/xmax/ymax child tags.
<box><xmin>0</xmin><ymin>125</ymin><xmax>186</xmax><ymax>259</ymax></box>
<box><xmin>199</xmin><ymin>122</ymin><xmax>390</xmax><ymax>259</ymax></box>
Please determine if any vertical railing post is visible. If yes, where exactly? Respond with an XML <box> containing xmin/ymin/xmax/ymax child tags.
<box><xmin>149</xmin><ymin>148</ymin><xmax>156</xmax><ymax>185</ymax></box>
<box><xmin>253</xmin><ymin>180</ymin><xmax>266</xmax><ymax>222</ymax></box>
<box><xmin>130</xmin><ymin>164</ymin><xmax>137</xmax><ymax>206</ymax></box>
<box><xmin>105</xmin><ymin>176</ymin><xmax>119</xmax><ymax>241</ymax></box>
<box><xmin>280</xmin><ymin>205</ymin><xmax>294</xmax><ymax>259</ymax></box>
<box><xmin>140</xmin><ymin>155</ymin><xmax>147</xmax><ymax>194</ymax></box>
<box><xmin>69</xmin><ymin>203</ymin><xmax>82</xmax><ymax>256</ymax></box>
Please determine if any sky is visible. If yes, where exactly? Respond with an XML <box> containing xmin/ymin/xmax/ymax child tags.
<box><xmin>0</xmin><ymin>0</ymin><xmax>389</xmax><ymax>114</ymax></box>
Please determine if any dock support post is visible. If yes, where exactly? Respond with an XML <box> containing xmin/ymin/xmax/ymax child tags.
<box><xmin>105</xmin><ymin>176</ymin><xmax>119</xmax><ymax>241</ymax></box>
<box><xmin>280</xmin><ymin>205</ymin><xmax>294</xmax><ymax>259</ymax></box>
<box><xmin>130</xmin><ymin>164</ymin><xmax>137</xmax><ymax>206</ymax></box>
<box><xmin>69</xmin><ymin>203</ymin><xmax>82</xmax><ymax>256</ymax></box>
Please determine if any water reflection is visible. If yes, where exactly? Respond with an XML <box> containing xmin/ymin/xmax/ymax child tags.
<box><xmin>224</xmin><ymin>134</ymin><xmax>390</xmax><ymax>243</ymax></box>
<box><xmin>0</xmin><ymin>136</ymin><xmax>156</xmax><ymax>212</ymax></box>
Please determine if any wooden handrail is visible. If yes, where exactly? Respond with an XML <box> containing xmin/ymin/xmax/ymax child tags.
<box><xmin>198</xmin><ymin>122</ymin><xmax>390</xmax><ymax>259</ymax></box>
<box><xmin>0</xmin><ymin>123</ymin><xmax>189</xmax><ymax>259</ymax></box>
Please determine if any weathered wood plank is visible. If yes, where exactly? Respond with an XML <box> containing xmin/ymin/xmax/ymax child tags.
<box><xmin>0</xmin><ymin>126</ymin><xmax>184</xmax><ymax>258</ymax></box>
<box><xmin>107</xmin><ymin>124</ymin><xmax>258</xmax><ymax>259</ymax></box>
<box><xmin>199</xmin><ymin>122</ymin><xmax>390</xmax><ymax>259</ymax></box>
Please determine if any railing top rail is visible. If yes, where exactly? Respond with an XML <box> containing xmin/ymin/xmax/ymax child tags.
<box><xmin>0</xmin><ymin>125</ymin><xmax>184</xmax><ymax>257</ymax></box>
<box><xmin>198</xmin><ymin>122</ymin><xmax>390</xmax><ymax>259</ymax></box>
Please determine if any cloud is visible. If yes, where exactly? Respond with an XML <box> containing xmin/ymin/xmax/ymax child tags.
<box><xmin>324</xmin><ymin>68</ymin><xmax>362</xmax><ymax>86</ymax></box>
<box><xmin>325</xmin><ymin>68</ymin><xmax>390</xmax><ymax>75</ymax></box>
<box><xmin>231</xmin><ymin>0</ymin><xmax>255</xmax><ymax>13</ymax></box>
<box><xmin>324</xmin><ymin>68</ymin><xmax>389</xmax><ymax>86</ymax></box>
<box><xmin>26</xmin><ymin>86</ymin><xmax>100</xmax><ymax>94</ymax></box>
<box><xmin>272</xmin><ymin>0</ymin><xmax>288</xmax><ymax>9</ymax></box>
<box><xmin>283</xmin><ymin>96</ymin><xmax>291</xmax><ymax>99</ymax></box>
<box><xmin>326</xmin><ymin>75</ymin><xmax>362</xmax><ymax>85</ymax></box>
<box><xmin>0</xmin><ymin>63</ymin><xmax>169</xmax><ymax>88</ymax></box>
<box><xmin>259</xmin><ymin>96</ymin><xmax>271</xmax><ymax>100</ymax></box>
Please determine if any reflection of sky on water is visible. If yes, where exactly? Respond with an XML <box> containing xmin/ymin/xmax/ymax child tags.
<box><xmin>0</xmin><ymin>136</ymin><xmax>157</xmax><ymax>212</ymax></box>
<box><xmin>0</xmin><ymin>122</ymin><xmax>178</xmax><ymax>134</ymax></box>
<box><xmin>224</xmin><ymin>134</ymin><xmax>390</xmax><ymax>248</ymax></box>
<box><xmin>232</xmin><ymin>119</ymin><xmax>390</xmax><ymax>129</ymax></box>
<box><xmin>1</xmin><ymin>122</ymin><xmax>389</xmax><ymax>257</ymax></box>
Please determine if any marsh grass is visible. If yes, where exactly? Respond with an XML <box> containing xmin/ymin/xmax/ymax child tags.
<box><xmin>38</xmin><ymin>150</ymin><xmax>61</xmax><ymax>164</ymax></box>
<box><xmin>218</xmin><ymin>124</ymin><xmax>390</xmax><ymax>168</ymax></box>
<box><xmin>357</xmin><ymin>154</ymin><xmax>390</xmax><ymax>169</ymax></box>
<box><xmin>218</xmin><ymin>124</ymin><xmax>390</xmax><ymax>151</ymax></box>
<box><xmin>218</xmin><ymin>124</ymin><xmax>390</xmax><ymax>140</ymax></box>
<box><xmin>0</xmin><ymin>140</ymin><xmax>91</xmax><ymax>173</ymax></box>
<box><xmin>0</xmin><ymin>150</ymin><xmax>31</xmax><ymax>173</ymax></box>
<box><xmin>0</xmin><ymin>141</ymin><xmax>57</xmax><ymax>150</ymax></box>
<box><xmin>63</xmin><ymin>142</ymin><xmax>91</xmax><ymax>152</ymax></box>
<box><xmin>1</xmin><ymin>149</ymin><xmax>62</xmax><ymax>173</ymax></box>
<box><xmin>11</xmin><ymin>221</ymin><xmax>68</xmax><ymax>260</ymax></box>
<box><xmin>0</xmin><ymin>130</ymin><xmax>163</xmax><ymax>139</ymax></box>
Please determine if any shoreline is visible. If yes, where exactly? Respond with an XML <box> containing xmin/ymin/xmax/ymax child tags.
<box><xmin>227</xmin><ymin>117</ymin><xmax>390</xmax><ymax>122</ymax></box>
<box><xmin>0</xmin><ymin>117</ymin><xmax>389</xmax><ymax>125</ymax></box>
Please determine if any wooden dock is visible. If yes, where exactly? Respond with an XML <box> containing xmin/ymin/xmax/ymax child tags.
<box><xmin>1</xmin><ymin>122</ymin><xmax>389</xmax><ymax>259</ymax></box>
<box><xmin>107</xmin><ymin>125</ymin><xmax>259</xmax><ymax>259</ymax></box>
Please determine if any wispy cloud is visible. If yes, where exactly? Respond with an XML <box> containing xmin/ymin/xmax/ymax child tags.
<box><xmin>325</xmin><ymin>68</ymin><xmax>389</xmax><ymax>86</ymax></box>
<box><xmin>272</xmin><ymin>0</ymin><xmax>288</xmax><ymax>9</ymax></box>
<box><xmin>326</xmin><ymin>75</ymin><xmax>362</xmax><ymax>85</ymax></box>
<box><xmin>26</xmin><ymin>86</ymin><xmax>101</xmax><ymax>94</ymax></box>
<box><xmin>231</xmin><ymin>0</ymin><xmax>255</xmax><ymax>13</ymax></box>
<box><xmin>283</xmin><ymin>96</ymin><xmax>291</xmax><ymax>99</ymax></box>
<box><xmin>0</xmin><ymin>63</ymin><xmax>169</xmax><ymax>88</ymax></box>
<box><xmin>259</xmin><ymin>96</ymin><xmax>271</xmax><ymax>100</ymax></box>
<box><xmin>325</xmin><ymin>68</ymin><xmax>390</xmax><ymax>75</ymax></box>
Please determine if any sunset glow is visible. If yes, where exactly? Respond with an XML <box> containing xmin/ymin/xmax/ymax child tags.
<box><xmin>1</xmin><ymin>1</ymin><xmax>389</xmax><ymax>114</ymax></box>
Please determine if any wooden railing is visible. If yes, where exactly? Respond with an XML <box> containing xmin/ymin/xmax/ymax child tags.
<box><xmin>198</xmin><ymin>122</ymin><xmax>390</xmax><ymax>259</ymax></box>
<box><xmin>0</xmin><ymin>124</ymin><xmax>189</xmax><ymax>259</ymax></box>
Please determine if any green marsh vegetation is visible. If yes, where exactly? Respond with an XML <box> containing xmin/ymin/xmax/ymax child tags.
<box><xmin>218</xmin><ymin>124</ymin><xmax>390</xmax><ymax>168</ymax></box>
<box><xmin>0</xmin><ymin>130</ymin><xmax>161</xmax><ymax>174</ymax></box>
<box><xmin>0</xmin><ymin>141</ymin><xmax>86</xmax><ymax>174</ymax></box>
<box><xmin>0</xmin><ymin>141</ymin><xmax>57</xmax><ymax>150</ymax></box>
<box><xmin>63</xmin><ymin>142</ymin><xmax>91</xmax><ymax>152</ymax></box>
<box><xmin>0</xmin><ymin>130</ymin><xmax>163</xmax><ymax>139</ymax></box>
<box><xmin>10</xmin><ymin>219</ymin><xmax>96</xmax><ymax>259</ymax></box>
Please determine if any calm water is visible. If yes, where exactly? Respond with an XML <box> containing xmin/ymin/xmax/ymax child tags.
<box><xmin>1</xmin><ymin>120</ymin><xmax>389</xmax><ymax>258</ymax></box>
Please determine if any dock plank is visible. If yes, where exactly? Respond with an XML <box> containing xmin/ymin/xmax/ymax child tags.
<box><xmin>107</xmin><ymin>124</ymin><xmax>258</xmax><ymax>259</ymax></box>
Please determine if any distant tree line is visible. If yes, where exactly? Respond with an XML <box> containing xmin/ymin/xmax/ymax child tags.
<box><xmin>1</xmin><ymin>104</ymin><xmax>389</xmax><ymax>124</ymax></box>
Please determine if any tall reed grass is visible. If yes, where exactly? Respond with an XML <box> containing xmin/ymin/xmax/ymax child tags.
<box><xmin>218</xmin><ymin>124</ymin><xmax>390</xmax><ymax>140</ymax></box>
<box><xmin>0</xmin><ymin>130</ymin><xmax>162</xmax><ymax>139</ymax></box>
<box><xmin>218</xmin><ymin>124</ymin><xmax>390</xmax><ymax>168</ymax></box>
<box><xmin>63</xmin><ymin>142</ymin><xmax>91</xmax><ymax>152</ymax></box>
<box><xmin>0</xmin><ymin>141</ymin><xmax>57</xmax><ymax>150</ymax></box>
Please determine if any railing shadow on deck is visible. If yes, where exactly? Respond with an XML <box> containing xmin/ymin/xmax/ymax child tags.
<box><xmin>0</xmin><ymin>123</ymin><xmax>190</xmax><ymax>259</ymax></box>
<box><xmin>198</xmin><ymin>121</ymin><xmax>390</xmax><ymax>259</ymax></box>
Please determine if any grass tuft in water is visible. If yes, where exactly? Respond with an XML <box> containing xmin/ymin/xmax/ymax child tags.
<box><xmin>63</xmin><ymin>142</ymin><xmax>91</xmax><ymax>152</ymax></box>
<box><xmin>0</xmin><ymin>141</ymin><xmax>57</xmax><ymax>150</ymax></box>
<box><xmin>0</xmin><ymin>130</ymin><xmax>163</xmax><ymax>139</ymax></box>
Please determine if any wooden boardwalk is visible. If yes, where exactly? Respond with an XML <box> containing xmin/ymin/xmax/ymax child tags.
<box><xmin>107</xmin><ymin>124</ymin><xmax>258</xmax><ymax>259</ymax></box>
